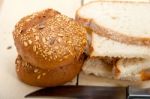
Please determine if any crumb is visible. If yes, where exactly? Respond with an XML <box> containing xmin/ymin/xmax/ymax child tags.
<box><xmin>7</xmin><ymin>46</ymin><xmax>12</xmax><ymax>50</ymax></box>
<box><xmin>111</xmin><ymin>16</ymin><xmax>117</xmax><ymax>20</ymax></box>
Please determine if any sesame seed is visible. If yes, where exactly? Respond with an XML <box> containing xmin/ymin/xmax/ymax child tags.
<box><xmin>16</xmin><ymin>68</ymin><xmax>19</xmax><ymax>72</ymax></box>
<box><xmin>16</xmin><ymin>60</ymin><xmax>21</xmax><ymax>64</ymax></box>
<box><xmin>23</xmin><ymin>41</ymin><xmax>28</xmax><ymax>47</ymax></box>
<box><xmin>47</xmin><ymin>51</ymin><xmax>52</xmax><ymax>55</ymax></box>
<box><xmin>42</xmin><ymin>37</ymin><xmax>46</xmax><ymax>43</ymax></box>
<box><xmin>33</xmin><ymin>45</ymin><xmax>36</xmax><ymax>52</ymax></box>
<box><xmin>67</xmin><ymin>40</ymin><xmax>72</xmax><ymax>44</ymax></box>
<box><xmin>50</xmin><ymin>26</ymin><xmax>54</xmax><ymax>30</ymax></box>
<box><xmin>28</xmin><ymin>40</ymin><xmax>32</xmax><ymax>44</ymax></box>
<box><xmin>57</xmin><ymin>34</ymin><xmax>63</xmax><ymax>37</ymax></box>
<box><xmin>37</xmin><ymin>75</ymin><xmax>41</xmax><ymax>79</ymax></box>
<box><xmin>25</xmin><ymin>18</ymin><xmax>31</xmax><ymax>22</ymax></box>
<box><xmin>64</xmin><ymin>55</ymin><xmax>68</xmax><ymax>59</ymax></box>
<box><xmin>83</xmin><ymin>39</ymin><xmax>87</xmax><ymax>43</ymax></box>
<box><xmin>38</xmin><ymin>24</ymin><xmax>45</xmax><ymax>29</ymax></box>
<box><xmin>59</xmin><ymin>59</ymin><xmax>63</xmax><ymax>61</ymax></box>
<box><xmin>35</xmin><ymin>36</ymin><xmax>39</xmax><ymax>41</ymax></box>
<box><xmin>34</xmin><ymin>69</ymin><xmax>39</xmax><ymax>73</ymax></box>
<box><xmin>57</xmin><ymin>38</ymin><xmax>61</xmax><ymax>42</ymax></box>
<box><xmin>44</xmin><ymin>57</ymin><xmax>47</xmax><ymax>60</ymax></box>
<box><xmin>36</xmin><ymin>52</ymin><xmax>38</xmax><ymax>55</ymax></box>
<box><xmin>55</xmin><ymin>46</ymin><xmax>59</xmax><ymax>49</ymax></box>
<box><xmin>53</xmin><ymin>57</ymin><xmax>56</xmax><ymax>60</ymax></box>
<box><xmin>42</xmin><ymin>73</ymin><xmax>46</xmax><ymax>76</ymax></box>
<box><xmin>24</xmin><ymin>62</ymin><xmax>28</xmax><ymax>66</ymax></box>
<box><xmin>46</xmin><ymin>37</ymin><xmax>49</xmax><ymax>40</ymax></box>
<box><xmin>32</xmin><ymin>28</ymin><xmax>36</xmax><ymax>32</ymax></box>
<box><xmin>55</xmin><ymin>55</ymin><xmax>57</xmax><ymax>59</ymax></box>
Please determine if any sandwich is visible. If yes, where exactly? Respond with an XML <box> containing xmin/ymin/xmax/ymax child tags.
<box><xmin>76</xmin><ymin>1</ymin><xmax>150</xmax><ymax>81</ymax></box>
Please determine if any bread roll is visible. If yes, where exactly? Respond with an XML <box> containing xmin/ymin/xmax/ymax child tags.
<box><xmin>13</xmin><ymin>9</ymin><xmax>87</xmax><ymax>70</ymax></box>
<box><xmin>16</xmin><ymin>55</ymin><xmax>84</xmax><ymax>87</ymax></box>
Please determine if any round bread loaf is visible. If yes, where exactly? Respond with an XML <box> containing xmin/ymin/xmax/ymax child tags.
<box><xmin>16</xmin><ymin>55</ymin><xmax>84</xmax><ymax>87</ymax></box>
<box><xmin>13</xmin><ymin>9</ymin><xmax>87</xmax><ymax>69</ymax></box>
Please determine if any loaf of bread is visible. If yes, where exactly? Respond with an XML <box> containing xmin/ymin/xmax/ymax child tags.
<box><xmin>16</xmin><ymin>55</ymin><xmax>84</xmax><ymax>87</ymax></box>
<box><xmin>13</xmin><ymin>9</ymin><xmax>87</xmax><ymax>70</ymax></box>
<box><xmin>13</xmin><ymin>9</ymin><xmax>87</xmax><ymax>87</ymax></box>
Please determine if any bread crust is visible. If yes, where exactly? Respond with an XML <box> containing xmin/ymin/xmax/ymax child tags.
<box><xmin>113</xmin><ymin>59</ymin><xmax>150</xmax><ymax>81</ymax></box>
<box><xmin>140</xmin><ymin>69</ymin><xmax>150</xmax><ymax>81</ymax></box>
<box><xmin>13</xmin><ymin>9</ymin><xmax>87</xmax><ymax>69</ymax></box>
<box><xmin>113</xmin><ymin>62</ymin><xmax>121</xmax><ymax>79</ymax></box>
<box><xmin>76</xmin><ymin>1</ymin><xmax>150</xmax><ymax>46</ymax></box>
<box><xmin>16</xmin><ymin>55</ymin><xmax>84</xmax><ymax>87</ymax></box>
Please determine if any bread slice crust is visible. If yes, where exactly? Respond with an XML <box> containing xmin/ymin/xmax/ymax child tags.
<box><xmin>76</xmin><ymin>1</ymin><xmax>150</xmax><ymax>46</ymax></box>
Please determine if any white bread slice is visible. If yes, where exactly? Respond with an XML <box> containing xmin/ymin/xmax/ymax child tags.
<box><xmin>82</xmin><ymin>57</ymin><xmax>150</xmax><ymax>81</ymax></box>
<box><xmin>79</xmin><ymin>71</ymin><xmax>141</xmax><ymax>87</ymax></box>
<box><xmin>113</xmin><ymin>69</ymin><xmax>150</xmax><ymax>81</ymax></box>
<box><xmin>121</xmin><ymin>69</ymin><xmax>150</xmax><ymax>81</ymax></box>
<box><xmin>91</xmin><ymin>32</ymin><xmax>150</xmax><ymax>58</ymax></box>
<box><xmin>82</xmin><ymin>57</ymin><xmax>113</xmax><ymax>78</ymax></box>
<box><xmin>76</xmin><ymin>1</ymin><xmax>150</xmax><ymax>46</ymax></box>
<box><xmin>113</xmin><ymin>58</ymin><xmax>150</xmax><ymax>80</ymax></box>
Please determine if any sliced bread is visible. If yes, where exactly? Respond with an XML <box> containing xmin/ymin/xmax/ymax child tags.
<box><xmin>91</xmin><ymin>32</ymin><xmax>150</xmax><ymax>58</ymax></box>
<box><xmin>82</xmin><ymin>57</ymin><xmax>113</xmax><ymax>78</ymax></box>
<box><xmin>76</xmin><ymin>1</ymin><xmax>150</xmax><ymax>46</ymax></box>
<box><xmin>113</xmin><ymin>58</ymin><xmax>150</xmax><ymax>80</ymax></box>
<box><xmin>113</xmin><ymin>69</ymin><xmax>150</xmax><ymax>81</ymax></box>
<box><xmin>82</xmin><ymin>57</ymin><xmax>150</xmax><ymax>81</ymax></box>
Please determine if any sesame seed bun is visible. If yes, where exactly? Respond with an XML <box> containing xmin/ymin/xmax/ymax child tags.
<box><xmin>13</xmin><ymin>9</ymin><xmax>87</xmax><ymax>69</ymax></box>
<box><xmin>16</xmin><ymin>55</ymin><xmax>84</xmax><ymax>87</ymax></box>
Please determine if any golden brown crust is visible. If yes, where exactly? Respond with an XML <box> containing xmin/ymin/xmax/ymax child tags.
<box><xmin>13</xmin><ymin>9</ymin><xmax>87</xmax><ymax>69</ymax></box>
<box><xmin>140</xmin><ymin>69</ymin><xmax>150</xmax><ymax>81</ymax></box>
<box><xmin>75</xmin><ymin>13</ymin><xmax>91</xmax><ymax>26</ymax></box>
<box><xmin>112</xmin><ymin>62</ymin><xmax>121</xmax><ymax>79</ymax></box>
<box><xmin>100</xmin><ymin>57</ymin><xmax>119</xmax><ymax>66</ymax></box>
<box><xmin>76</xmin><ymin>2</ymin><xmax>150</xmax><ymax>47</ymax></box>
<box><xmin>16</xmin><ymin>55</ymin><xmax>84</xmax><ymax>87</ymax></box>
<box><xmin>91</xmin><ymin>22</ymin><xmax>150</xmax><ymax>46</ymax></box>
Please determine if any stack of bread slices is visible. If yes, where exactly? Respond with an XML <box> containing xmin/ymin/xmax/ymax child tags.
<box><xmin>76</xmin><ymin>1</ymin><xmax>150</xmax><ymax>81</ymax></box>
